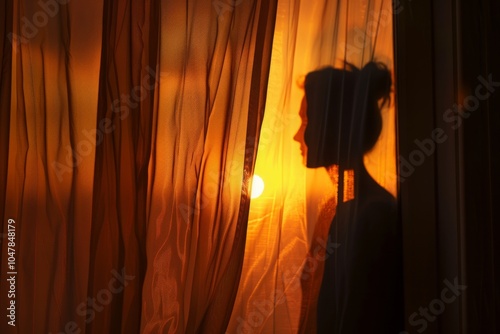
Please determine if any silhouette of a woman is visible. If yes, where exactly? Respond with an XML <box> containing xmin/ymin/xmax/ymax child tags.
<box><xmin>295</xmin><ymin>62</ymin><xmax>403</xmax><ymax>333</ymax></box>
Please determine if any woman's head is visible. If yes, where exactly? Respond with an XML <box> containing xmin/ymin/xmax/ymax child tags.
<box><xmin>297</xmin><ymin>61</ymin><xmax>391</xmax><ymax>168</ymax></box>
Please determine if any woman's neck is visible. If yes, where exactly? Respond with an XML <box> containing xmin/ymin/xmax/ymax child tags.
<box><xmin>325</xmin><ymin>161</ymin><xmax>373</xmax><ymax>202</ymax></box>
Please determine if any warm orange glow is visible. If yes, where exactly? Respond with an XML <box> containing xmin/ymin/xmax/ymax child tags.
<box><xmin>229</xmin><ymin>0</ymin><xmax>396</xmax><ymax>332</ymax></box>
<box><xmin>251</xmin><ymin>174</ymin><xmax>265</xmax><ymax>199</ymax></box>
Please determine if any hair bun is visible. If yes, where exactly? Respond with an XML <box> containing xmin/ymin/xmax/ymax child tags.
<box><xmin>360</xmin><ymin>61</ymin><xmax>392</xmax><ymax>105</ymax></box>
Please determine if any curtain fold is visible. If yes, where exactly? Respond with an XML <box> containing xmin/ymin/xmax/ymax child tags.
<box><xmin>226</xmin><ymin>0</ymin><xmax>396</xmax><ymax>333</ymax></box>
<box><xmin>139</xmin><ymin>0</ymin><xmax>277</xmax><ymax>333</ymax></box>
<box><xmin>0</xmin><ymin>0</ymin><xmax>277</xmax><ymax>333</ymax></box>
<box><xmin>1</xmin><ymin>0</ymin><xmax>104</xmax><ymax>331</ymax></box>
<box><xmin>0</xmin><ymin>0</ymin><xmax>396</xmax><ymax>333</ymax></box>
<box><xmin>86</xmin><ymin>0</ymin><xmax>159</xmax><ymax>332</ymax></box>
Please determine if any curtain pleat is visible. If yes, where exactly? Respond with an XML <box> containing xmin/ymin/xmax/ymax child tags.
<box><xmin>87</xmin><ymin>0</ymin><xmax>159</xmax><ymax>332</ymax></box>
<box><xmin>1</xmin><ymin>0</ymin><xmax>104</xmax><ymax>332</ymax></box>
<box><xmin>195</xmin><ymin>1</ymin><xmax>278</xmax><ymax>332</ymax></box>
<box><xmin>0</xmin><ymin>0</ymin><xmax>397</xmax><ymax>333</ymax></box>
<box><xmin>0</xmin><ymin>0</ymin><xmax>277</xmax><ymax>333</ymax></box>
<box><xmin>140</xmin><ymin>1</ymin><xmax>277</xmax><ymax>333</ymax></box>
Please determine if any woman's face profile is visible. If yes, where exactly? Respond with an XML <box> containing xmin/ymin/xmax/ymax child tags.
<box><xmin>293</xmin><ymin>63</ymin><xmax>390</xmax><ymax>169</ymax></box>
<box><xmin>293</xmin><ymin>96</ymin><xmax>308</xmax><ymax>164</ymax></box>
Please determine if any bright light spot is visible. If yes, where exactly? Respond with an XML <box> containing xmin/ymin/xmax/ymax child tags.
<box><xmin>251</xmin><ymin>174</ymin><xmax>265</xmax><ymax>199</ymax></box>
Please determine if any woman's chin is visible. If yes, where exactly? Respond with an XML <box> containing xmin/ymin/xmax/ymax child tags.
<box><xmin>299</xmin><ymin>150</ymin><xmax>307</xmax><ymax>166</ymax></box>
<box><xmin>302</xmin><ymin>154</ymin><xmax>308</xmax><ymax>167</ymax></box>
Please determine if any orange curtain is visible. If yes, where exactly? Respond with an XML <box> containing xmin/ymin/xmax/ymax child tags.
<box><xmin>0</xmin><ymin>0</ymin><xmax>276</xmax><ymax>333</ymax></box>
<box><xmin>227</xmin><ymin>0</ymin><xmax>396</xmax><ymax>332</ymax></box>
<box><xmin>0</xmin><ymin>0</ymin><xmax>396</xmax><ymax>333</ymax></box>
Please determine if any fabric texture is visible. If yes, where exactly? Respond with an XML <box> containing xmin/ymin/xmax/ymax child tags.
<box><xmin>0</xmin><ymin>0</ymin><xmax>397</xmax><ymax>333</ymax></box>
<box><xmin>0</xmin><ymin>0</ymin><xmax>276</xmax><ymax>333</ymax></box>
<box><xmin>227</xmin><ymin>0</ymin><xmax>397</xmax><ymax>333</ymax></box>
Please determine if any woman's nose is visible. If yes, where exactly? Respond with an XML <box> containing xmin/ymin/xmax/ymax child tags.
<box><xmin>294</xmin><ymin>122</ymin><xmax>307</xmax><ymax>142</ymax></box>
<box><xmin>293</xmin><ymin>129</ymin><xmax>300</xmax><ymax>142</ymax></box>
<box><xmin>293</xmin><ymin>127</ymin><xmax>303</xmax><ymax>143</ymax></box>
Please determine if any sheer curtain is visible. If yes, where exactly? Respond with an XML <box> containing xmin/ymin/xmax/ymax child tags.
<box><xmin>1</xmin><ymin>0</ymin><xmax>276</xmax><ymax>333</ymax></box>
<box><xmin>0</xmin><ymin>0</ymin><xmax>395</xmax><ymax>333</ymax></box>
<box><xmin>226</xmin><ymin>0</ymin><xmax>396</xmax><ymax>333</ymax></box>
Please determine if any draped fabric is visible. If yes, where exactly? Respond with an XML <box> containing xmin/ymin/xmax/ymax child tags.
<box><xmin>227</xmin><ymin>0</ymin><xmax>396</xmax><ymax>333</ymax></box>
<box><xmin>0</xmin><ymin>0</ymin><xmax>276</xmax><ymax>333</ymax></box>
<box><xmin>0</xmin><ymin>0</ymin><xmax>396</xmax><ymax>333</ymax></box>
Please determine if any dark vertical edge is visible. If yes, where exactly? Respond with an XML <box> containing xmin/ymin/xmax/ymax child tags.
<box><xmin>99</xmin><ymin>0</ymin><xmax>158</xmax><ymax>331</ymax></box>
<box><xmin>0</xmin><ymin>0</ymin><xmax>13</xmax><ymax>332</ymax></box>
<box><xmin>86</xmin><ymin>0</ymin><xmax>112</xmax><ymax>331</ymax></box>
<box><xmin>432</xmin><ymin>0</ymin><xmax>462</xmax><ymax>333</ymax></box>
<box><xmin>394</xmin><ymin>0</ymin><xmax>440</xmax><ymax>333</ymax></box>
<box><xmin>88</xmin><ymin>0</ymin><xmax>160</xmax><ymax>331</ymax></box>
<box><xmin>459</xmin><ymin>0</ymin><xmax>500</xmax><ymax>332</ymax></box>
<box><xmin>132</xmin><ymin>0</ymin><xmax>160</xmax><ymax>330</ymax></box>
<box><xmin>0</xmin><ymin>0</ymin><xmax>13</xmax><ymax>240</ymax></box>
<box><xmin>488</xmin><ymin>0</ymin><xmax>500</xmax><ymax>329</ymax></box>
